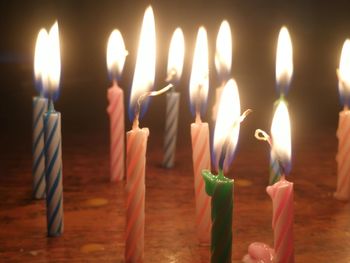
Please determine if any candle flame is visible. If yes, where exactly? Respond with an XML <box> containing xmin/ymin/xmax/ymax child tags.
<box><xmin>44</xmin><ymin>21</ymin><xmax>61</xmax><ymax>101</ymax></box>
<box><xmin>215</xmin><ymin>20</ymin><xmax>232</xmax><ymax>81</ymax></box>
<box><xmin>338</xmin><ymin>39</ymin><xmax>350</xmax><ymax>107</ymax></box>
<box><xmin>129</xmin><ymin>6</ymin><xmax>156</xmax><ymax>121</ymax></box>
<box><xmin>167</xmin><ymin>28</ymin><xmax>185</xmax><ymax>83</ymax></box>
<box><xmin>276</xmin><ymin>26</ymin><xmax>293</xmax><ymax>95</ymax></box>
<box><xmin>189</xmin><ymin>27</ymin><xmax>209</xmax><ymax>118</ymax></box>
<box><xmin>213</xmin><ymin>79</ymin><xmax>241</xmax><ymax>172</ymax></box>
<box><xmin>34</xmin><ymin>28</ymin><xmax>49</xmax><ymax>94</ymax></box>
<box><xmin>106</xmin><ymin>29</ymin><xmax>127</xmax><ymax>81</ymax></box>
<box><xmin>271</xmin><ymin>100</ymin><xmax>292</xmax><ymax>175</ymax></box>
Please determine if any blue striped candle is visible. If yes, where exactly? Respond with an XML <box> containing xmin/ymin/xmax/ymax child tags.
<box><xmin>162</xmin><ymin>91</ymin><xmax>180</xmax><ymax>168</ymax></box>
<box><xmin>44</xmin><ymin>109</ymin><xmax>64</xmax><ymax>237</ymax></box>
<box><xmin>32</xmin><ymin>96</ymin><xmax>48</xmax><ymax>199</ymax></box>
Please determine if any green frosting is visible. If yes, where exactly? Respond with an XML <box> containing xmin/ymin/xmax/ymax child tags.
<box><xmin>202</xmin><ymin>169</ymin><xmax>234</xmax><ymax>263</ymax></box>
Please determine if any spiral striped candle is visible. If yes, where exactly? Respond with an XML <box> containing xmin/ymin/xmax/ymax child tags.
<box><xmin>191</xmin><ymin>121</ymin><xmax>211</xmax><ymax>243</ymax></box>
<box><xmin>202</xmin><ymin>170</ymin><xmax>233</xmax><ymax>263</ymax></box>
<box><xmin>44</xmin><ymin>110</ymin><xmax>64</xmax><ymax>237</ymax></box>
<box><xmin>32</xmin><ymin>96</ymin><xmax>48</xmax><ymax>199</ymax></box>
<box><xmin>107</xmin><ymin>83</ymin><xmax>125</xmax><ymax>182</ymax></box>
<box><xmin>335</xmin><ymin>110</ymin><xmax>350</xmax><ymax>200</ymax></box>
<box><xmin>269</xmin><ymin>150</ymin><xmax>281</xmax><ymax>185</ymax></box>
<box><xmin>266</xmin><ymin>177</ymin><xmax>294</xmax><ymax>263</ymax></box>
<box><xmin>125</xmin><ymin>127</ymin><xmax>149</xmax><ymax>262</ymax></box>
<box><xmin>162</xmin><ymin>92</ymin><xmax>180</xmax><ymax>168</ymax></box>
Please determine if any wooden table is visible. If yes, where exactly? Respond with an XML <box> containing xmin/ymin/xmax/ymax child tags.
<box><xmin>0</xmin><ymin>129</ymin><xmax>349</xmax><ymax>262</ymax></box>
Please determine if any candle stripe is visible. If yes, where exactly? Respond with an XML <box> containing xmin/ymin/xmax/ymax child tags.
<box><xmin>107</xmin><ymin>86</ymin><xmax>125</xmax><ymax>182</ymax></box>
<box><xmin>163</xmin><ymin>92</ymin><xmax>180</xmax><ymax>168</ymax></box>
<box><xmin>32</xmin><ymin>97</ymin><xmax>47</xmax><ymax>199</ymax></box>
<box><xmin>44</xmin><ymin>111</ymin><xmax>64</xmax><ymax>237</ymax></box>
<box><xmin>191</xmin><ymin>122</ymin><xmax>211</xmax><ymax>244</ymax></box>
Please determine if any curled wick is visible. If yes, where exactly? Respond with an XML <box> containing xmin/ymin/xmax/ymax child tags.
<box><xmin>133</xmin><ymin>83</ymin><xmax>174</xmax><ymax>129</ymax></box>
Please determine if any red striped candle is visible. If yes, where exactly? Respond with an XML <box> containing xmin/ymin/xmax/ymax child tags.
<box><xmin>191</xmin><ymin>118</ymin><xmax>211</xmax><ymax>243</ymax></box>
<box><xmin>125</xmin><ymin>6</ymin><xmax>156</xmax><ymax>262</ymax></box>
<box><xmin>125</xmin><ymin>127</ymin><xmax>149</xmax><ymax>262</ymax></box>
<box><xmin>189</xmin><ymin>27</ymin><xmax>211</xmax><ymax>244</ymax></box>
<box><xmin>335</xmin><ymin>39</ymin><xmax>350</xmax><ymax>200</ymax></box>
<box><xmin>106</xmin><ymin>30</ymin><xmax>127</xmax><ymax>182</ymax></box>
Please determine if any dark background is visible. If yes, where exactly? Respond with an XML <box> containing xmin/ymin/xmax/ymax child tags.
<box><xmin>1</xmin><ymin>0</ymin><xmax>350</xmax><ymax>152</ymax></box>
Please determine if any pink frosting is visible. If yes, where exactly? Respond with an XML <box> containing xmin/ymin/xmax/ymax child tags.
<box><xmin>242</xmin><ymin>242</ymin><xmax>275</xmax><ymax>263</ymax></box>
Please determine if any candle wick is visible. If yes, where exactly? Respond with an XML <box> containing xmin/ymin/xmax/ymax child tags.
<box><xmin>166</xmin><ymin>69</ymin><xmax>177</xmax><ymax>83</ymax></box>
<box><xmin>195</xmin><ymin>113</ymin><xmax>202</xmax><ymax>124</ymax></box>
<box><xmin>48</xmin><ymin>98</ymin><xmax>55</xmax><ymax>112</ymax></box>
<box><xmin>134</xmin><ymin>83</ymin><xmax>174</xmax><ymax>128</ymax></box>
<box><xmin>344</xmin><ymin>105</ymin><xmax>349</xmax><ymax>111</ymax></box>
<box><xmin>112</xmin><ymin>79</ymin><xmax>118</xmax><ymax>86</ymax></box>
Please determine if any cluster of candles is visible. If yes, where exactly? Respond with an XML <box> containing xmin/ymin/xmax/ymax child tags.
<box><xmin>31</xmin><ymin>5</ymin><xmax>350</xmax><ymax>263</ymax></box>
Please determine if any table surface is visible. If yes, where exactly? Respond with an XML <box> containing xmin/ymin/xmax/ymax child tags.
<box><xmin>0</xmin><ymin>129</ymin><xmax>349</xmax><ymax>263</ymax></box>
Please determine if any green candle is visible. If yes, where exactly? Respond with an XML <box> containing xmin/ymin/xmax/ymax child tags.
<box><xmin>202</xmin><ymin>169</ymin><xmax>233</xmax><ymax>263</ymax></box>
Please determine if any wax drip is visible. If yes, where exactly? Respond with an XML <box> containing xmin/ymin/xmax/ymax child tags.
<box><xmin>133</xmin><ymin>83</ymin><xmax>174</xmax><ymax>129</ymax></box>
<box><xmin>218</xmin><ymin>109</ymin><xmax>252</xmax><ymax>171</ymax></box>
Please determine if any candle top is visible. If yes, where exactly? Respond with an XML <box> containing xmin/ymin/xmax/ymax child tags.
<box><xmin>189</xmin><ymin>26</ymin><xmax>209</xmax><ymax>119</ymax></box>
<box><xmin>36</xmin><ymin>21</ymin><xmax>61</xmax><ymax>102</ymax></box>
<box><xmin>213</xmin><ymin>79</ymin><xmax>241</xmax><ymax>173</ymax></box>
<box><xmin>34</xmin><ymin>28</ymin><xmax>49</xmax><ymax>94</ymax></box>
<box><xmin>338</xmin><ymin>39</ymin><xmax>350</xmax><ymax>107</ymax></box>
<box><xmin>106</xmin><ymin>29</ymin><xmax>127</xmax><ymax>82</ymax></box>
<box><xmin>129</xmin><ymin>6</ymin><xmax>156</xmax><ymax>122</ymax></box>
<box><xmin>215</xmin><ymin>20</ymin><xmax>232</xmax><ymax>82</ymax></box>
<box><xmin>270</xmin><ymin>100</ymin><xmax>292</xmax><ymax>175</ymax></box>
<box><xmin>276</xmin><ymin>26</ymin><xmax>293</xmax><ymax>96</ymax></box>
<box><xmin>167</xmin><ymin>28</ymin><xmax>185</xmax><ymax>84</ymax></box>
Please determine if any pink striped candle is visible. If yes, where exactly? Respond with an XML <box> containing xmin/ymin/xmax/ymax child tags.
<box><xmin>253</xmin><ymin>100</ymin><xmax>294</xmax><ymax>263</ymax></box>
<box><xmin>191</xmin><ymin>117</ymin><xmax>211</xmax><ymax>243</ymax></box>
<box><xmin>335</xmin><ymin>109</ymin><xmax>350</xmax><ymax>200</ymax></box>
<box><xmin>335</xmin><ymin>39</ymin><xmax>350</xmax><ymax>200</ymax></box>
<box><xmin>267</xmin><ymin>177</ymin><xmax>294</xmax><ymax>263</ymax></box>
<box><xmin>106</xmin><ymin>30</ymin><xmax>127</xmax><ymax>182</ymax></box>
<box><xmin>189</xmin><ymin>26</ymin><xmax>211</xmax><ymax>244</ymax></box>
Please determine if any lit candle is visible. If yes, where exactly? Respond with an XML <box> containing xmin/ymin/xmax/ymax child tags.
<box><xmin>270</xmin><ymin>26</ymin><xmax>293</xmax><ymax>185</ymax></box>
<box><xmin>212</xmin><ymin>20</ymin><xmax>232</xmax><ymax>122</ymax></box>
<box><xmin>202</xmin><ymin>79</ymin><xmax>250</xmax><ymax>263</ymax></box>
<box><xmin>335</xmin><ymin>39</ymin><xmax>350</xmax><ymax>201</ymax></box>
<box><xmin>106</xmin><ymin>29</ymin><xmax>128</xmax><ymax>182</ymax></box>
<box><xmin>254</xmin><ymin>100</ymin><xmax>294</xmax><ymax>263</ymax></box>
<box><xmin>43</xmin><ymin>22</ymin><xmax>64</xmax><ymax>237</ymax></box>
<box><xmin>162</xmin><ymin>28</ymin><xmax>185</xmax><ymax>168</ymax></box>
<box><xmin>125</xmin><ymin>6</ymin><xmax>162</xmax><ymax>262</ymax></box>
<box><xmin>32</xmin><ymin>28</ymin><xmax>49</xmax><ymax>199</ymax></box>
<box><xmin>189</xmin><ymin>27</ymin><xmax>211</xmax><ymax>244</ymax></box>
